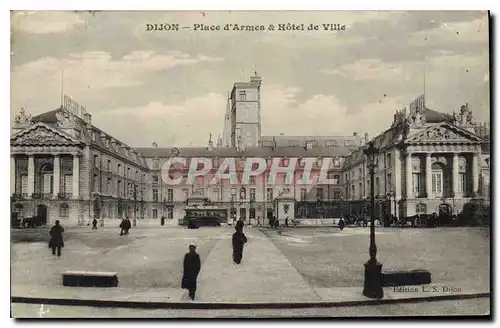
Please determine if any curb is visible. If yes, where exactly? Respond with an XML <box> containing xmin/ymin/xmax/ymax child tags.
<box><xmin>11</xmin><ymin>292</ymin><xmax>490</xmax><ymax>310</ymax></box>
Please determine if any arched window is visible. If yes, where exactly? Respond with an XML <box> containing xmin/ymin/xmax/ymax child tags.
<box><xmin>59</xmin><ymin>203</ymin><xmax>69</xmax><ymax>217</ymax></box>
<box><xmin>39</xmin><ymin>163</ymin><xmax>54</xmax><ymax>195</ymax></box>
<box><xmin>431</xmin><ymin>163</ymin><xmax>444</xmax><ymax>198</ymax></box>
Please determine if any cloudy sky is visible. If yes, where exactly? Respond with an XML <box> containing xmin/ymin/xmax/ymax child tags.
<box><xmin>11</xmin><ymin>11</ymin><xmax>490</xmax><ymax>147</ymax></box>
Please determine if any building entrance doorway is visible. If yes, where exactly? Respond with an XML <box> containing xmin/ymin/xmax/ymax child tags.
<box><xmin>36</xmin><ymin>204</ymin><xmax>48</xmax><ymax>226</ymax></box>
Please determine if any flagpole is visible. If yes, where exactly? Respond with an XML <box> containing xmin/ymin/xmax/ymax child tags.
<box><xmin>60</xmin><ymin>67</ymin><xmax>64</xmax><ymax>107</ymax></box>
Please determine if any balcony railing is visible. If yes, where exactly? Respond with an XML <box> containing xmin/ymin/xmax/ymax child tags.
<box><xmin>58</xmin><ymin>192</ymin><xmax>71</xmax><ymax>199</ymax></box>
<box><xmin>32</xmin><ymin>193</ymin><xmax>53</xmax><ymax>199</ymax></box>
<box><xmin>11</xmin><ymin>193</ymin><xmax>28</xmax><ymax>201</ymax></box>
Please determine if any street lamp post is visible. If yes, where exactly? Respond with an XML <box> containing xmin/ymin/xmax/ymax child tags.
<box><xmin>363</xmin><ymin>141</ymin><xmax>384</xmax><ymax>299</ymax></box>
<box><xmin>133</xmin><ymin>183</ymin><xmax>137</xmax><ymax>227</ymax></box>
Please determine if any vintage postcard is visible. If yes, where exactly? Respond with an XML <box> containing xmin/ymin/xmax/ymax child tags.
<box><xmin>10</xmin><ymin>10</ymin><xmax>490</xmax><ymax>318</ymax></box>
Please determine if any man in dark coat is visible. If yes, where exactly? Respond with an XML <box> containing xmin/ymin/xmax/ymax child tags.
<box><xmin>49</xmin><ymin>220</ymin><xmax>64</xmax><ymax>257</ymax></box>
<box><xmin>182</xmin><ymin>243</ymin><xmax>201</xmax><ymax>300</ymax></box>
<box><xmin>92</xmin><ymin>218</ymin><xmax>98</xmax><ymax>230</ymax></box>
<box><xmin>119</xmin><ymin>219</ymin><xmax>125</xmax><ymax>235</ymax></box>
<box><xmin>338</xmin><ymin>218</ymin><xmax>345</xmax><ymax>231</ymax></box>
<box><xmin>232</xmin><ymin>224</ymin><xmax>248</xmax><ymax>264</ymax></box>
<box><xmin>124</xmin><ymin>217</ymin><xmax>131</xmax><ymax>234</ymax></box>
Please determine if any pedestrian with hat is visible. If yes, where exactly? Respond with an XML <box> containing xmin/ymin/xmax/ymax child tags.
<box><xmin>181</xmin><ymin>242</ymin><xmax>201</xmax><ymax>300</ymax></box>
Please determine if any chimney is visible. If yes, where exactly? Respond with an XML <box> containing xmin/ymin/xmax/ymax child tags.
<box><xmin>353</xmin><ymin>132</ymin><xmax>358</xmax><ymax>137</ymax></box>
<box><xmin>364</xmin><ymin>132</ymin><xmax>369</xmax><ymax>144</ymax></box>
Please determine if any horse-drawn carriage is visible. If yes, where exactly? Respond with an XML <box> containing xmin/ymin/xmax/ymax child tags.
<box><xmin>11</xmin><ymin>213</ymin><xmax>46</xmax><ymax>229</ymax></box>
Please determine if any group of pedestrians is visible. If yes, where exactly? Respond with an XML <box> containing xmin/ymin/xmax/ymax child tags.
<box><xmin>119</xmin><ymin>217</ymin><xmax>132</xmax><ymax>235</ymax></box>
<box><xmin>181</xmin><ymin>218</ymin><xmax>249</xmax><ymax>300</ymax></box>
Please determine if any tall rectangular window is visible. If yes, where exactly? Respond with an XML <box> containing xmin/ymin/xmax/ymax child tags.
<box><xmin>412</xmin><ymin>173</ymin><xmax>421</xmax><ymax>197</ymax></box>
<box><xmin>239</xmin><ymin>90</ymin><xmax>247</xmax><ymax>101</ymax></box>
<box><xmin>250</xmin><ymin>188</ymin><xmax>256</xmax><ymax>201</ymax></box>
<box><xmin>63</xmin><ymin>175</ymin><xmax>72</xmax><ymax>195</ymax></box>
<box><xmin>300</xmin><ymin>188</ymin><xmax>307</xmax><ymax>201</ymax></box>
<box><xmin>458</xmin><ymin>173</ymin><xmax>467</xmax><ymax>193</ymax></box>
<box><xmin>387</xmin><ymin>173</ymin><xmax>392</xmax><ymax>191</ymax></box>
<box><xmin>333</xmin><ymin>191</ymin><xmax>341</xmax><ymax>200</ymax></box>
<box><xmin>375</xmin><ymin>177</ymin><xmax>380</xmax><ymax>196</ymax></box>
<box><xmin>166</xmin><ymin>207</ymin><xmax>173</xmax><ymax>219</ymax></box>
<box><xmin>167</xmin><ymin>189</ymin><xmax>173</xmax><ymax>202</ymax></box>
<box><xmin>266</xmin><ymin>188</ymin><xmax>273</xmax><ymax>201</ymax></box>
<box><xmin>93</xmin><ymin>174</ymin><xmax>99</xmax><ymax>192</ymax></box>
<box><xmin>153</xmin><ymin>188</ymin><xmax>158</xmax><ymax>202</ymax></box>
<box><xmin>432</xmin><ymin>172</ymin><xmax>443</xmax><ymax>197</ymax></box>
<box><xmin>153</xmin><ymin>209</ymin><xmax>158</xmax><ymax>219</ymax></box>
<box><xmin>317</xmin><ymin>188</ymin><xmax>324</xmax><ymax>200</ymax></box>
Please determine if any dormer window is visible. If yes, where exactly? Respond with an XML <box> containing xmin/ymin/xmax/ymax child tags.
<box><xmin>91</xmin><ymin>132</ymin><xmax>96</xmax><ymax>142</ymax></box>
<box><xmin>105</xmin><ymin>138</ymin><xmax>109</xmax><ymax>148</ymax></box>
<box><xmin>125</xmin><ymin>148</ymin><xmax>129</xmax><ymax>157</ymax></box>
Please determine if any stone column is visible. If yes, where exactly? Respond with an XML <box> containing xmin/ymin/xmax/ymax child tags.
<box><xmin>472</xmin><ymin>153</ymin><xmax>479</xmax><ymax>196</ymax></box>
<box><xmin>72</xmin><ymin>154</ymin><xmax>80</xmax><ymax>199</ymax></box>
<box><xmin>27</xmin><ymin>155</ymin><xmax>35</xmax><ymax>197</ymax></box>
<box><xmin>426</xmin><ymin>153</ymin><xmax>432</xmax><ymax>199</ymax></box>
<box><xmin>452</xmin><ymin>153</ymin><xmax>459</xmax><ymax>197</ymax></box>
<box><xmin>405</xmin><ymin>151</ymin><xmax>412</xmax><ymax>198</ymax></box>
<box><xmin>11</xmin><ymin>156</ymin><xmax>16</xmax><ymax>196</ymax></box>
<box><xmin>394</xmin><ymin>149</ymin><xmax>401</xmax><ymax>199</ymax></box>
<box><xmin>53</xmin><ymin>155</ymin><xmax>61</xmax><ymax>198</ymax></box>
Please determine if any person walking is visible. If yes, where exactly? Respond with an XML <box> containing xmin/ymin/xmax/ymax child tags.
<box><xmin>285</xmin><ymin>216</ymin><xmax>289</xmax><ymax>227</ymax></box>
<box><xmin>119</xmin><ymin>218</ymin><xmax>126</xmax><ymax>235</ymax></box>
<box><xmin>92</xmin><ymin>218</ymin><xmax>98</xmax><ymax>230</ymax></box>
<box><xmin>232</xmin><ymin>224</ymin><xmax>248</xmax><ymax>264</ymax></box>
<box><xmin>48</xmin><ymin>220</ymin><xmax>64</xmax><ymax>257</ymax></box>
<box><xmin>124</xmin><ymin>217</ymin><xmax>131</xmax><ymax>234</ymax></box>
<box><xmin>256</xmin><ymin>216</ymin><xmax>262</xmax><ymax>227</ymax></box>
<box><xmin>182</xmin><ymin>243</ymin><xmax>201</xmax><ymax>300</ymax></box>
<box><xmin>338</xmin><ymin>217</ymin><xmax>345</xmax><ymax>231</ymax></box>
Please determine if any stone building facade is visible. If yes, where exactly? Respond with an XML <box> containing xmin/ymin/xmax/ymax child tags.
<box><xmin>341</xmin><ymin>101</ymin><xmax>490</xmax><ymax>218</ymax></box>
<box><xmin>10</xmin><ymin>106</ymin><xmax>150</xmax><ymax>226</ymax></box>
<box><xmin>10</xmin><ymin>77</ymin><xmax>490</xmax><ymax>226</ymax></box>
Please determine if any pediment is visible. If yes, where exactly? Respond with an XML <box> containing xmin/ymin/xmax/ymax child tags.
<box><xmin>11</xmin><ymin>123</ymin><xmax>84</xmax><ymax>147</ymax></box>
<box><xmin>406</xmin><ymin>123</ymin><xmax>483</xmax><ymax>144</ymax></box>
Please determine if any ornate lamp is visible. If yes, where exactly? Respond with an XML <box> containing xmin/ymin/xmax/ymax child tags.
<box><xmin>362</xmin><ymin>141</ymin><xmax>384</xmax><ymax>299</ymax></box>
